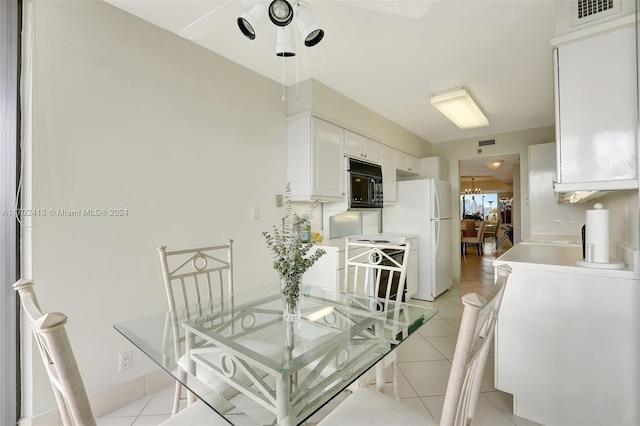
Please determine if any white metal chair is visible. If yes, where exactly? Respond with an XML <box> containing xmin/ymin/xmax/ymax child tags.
<box><xmin>343</xmin><ymin>237</ymin><xmax>412</xmax><ymax>400</ymax></box>
<box><xmin>158</xmin><ymin>241</ymin><xmax>234</xmax><ymax>415</ymax></box>
<box><xmin>14</xmin><ymin>279</ymin><xmax>228</xmax><ymax>426</ymax></box>
<box><xmin>14</xmin><ymin>278</ymin><xmax>96</xmax><ymax>426</ymax></box>
<box><xmin>318</xmin><ymin>264</ymin><xmax>512</xmax><ymax>426</ymax></box>
<box><xmin>462</xmin><ymin>220</ymin><xmax>486</xmax><ymax>255</ymax></box>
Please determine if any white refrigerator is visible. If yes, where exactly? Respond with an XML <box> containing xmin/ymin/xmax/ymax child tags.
<box><xmin>383</xmin><ymin>178</ymin><xmax>452</xmax><ymax>301</ymax></box>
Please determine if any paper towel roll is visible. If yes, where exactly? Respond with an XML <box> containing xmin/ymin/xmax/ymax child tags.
<box><xmin>585</xmin><ymin>203</ymin><xmax>609</xmax><ymax>263</ymax></box>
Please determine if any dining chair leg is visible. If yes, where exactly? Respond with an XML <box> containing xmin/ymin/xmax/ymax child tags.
<box><xmin>172</xmin><ymin>382</ymin><xmax>181</xmax><ymax>415</ymax></box>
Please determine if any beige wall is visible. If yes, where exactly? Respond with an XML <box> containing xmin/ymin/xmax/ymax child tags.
<box><xmin>430</xmin><ymin>125</ymin><xmax>555</xmax><ymax>281</ymax></box>
<box><xmin>288</xmin><ymin>79</ymin><xmax>430</xmax><ymax>157</ymax></box>
<box><xmin>23</xmin><ymin>0</ymin><xmax>288</xmax><ymax>417</ymax></box>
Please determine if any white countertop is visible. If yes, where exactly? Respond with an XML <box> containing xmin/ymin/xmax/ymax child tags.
<box><xmin>314</xmin><ymin>233</ymin><xmax>418</xmax><ymax>252</ymax></box>
<box><xmin>494</xmin><ymin>242</ymin><xmax>639</xmax><ymax>279</ymax></box>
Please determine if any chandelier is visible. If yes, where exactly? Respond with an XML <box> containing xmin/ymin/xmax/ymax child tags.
<box><xmin>464</xmin><ymin>177</ymin><xmax>482</xmax><ymax>199</ymax></box>
<box><xmin>237</xmin><ymin>0</ymin><xmax>325</xmax><ymax>57</ymax></box>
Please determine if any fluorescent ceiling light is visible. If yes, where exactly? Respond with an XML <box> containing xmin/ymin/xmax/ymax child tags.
<box><xmin>486</xmin><ymin>160</ymin><xmax>504</xmax><ymax>170</ymax></box>
<box><xmin>430</xmin><ymin>87</ymin><xmax>489</xmax><ymax>129</ymax></box>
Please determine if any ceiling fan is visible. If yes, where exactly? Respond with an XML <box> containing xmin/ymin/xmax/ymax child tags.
<box><xmin>177</xmin><ymin>0</ymin><xmax>434</xmax><ymax>59</ymax></box>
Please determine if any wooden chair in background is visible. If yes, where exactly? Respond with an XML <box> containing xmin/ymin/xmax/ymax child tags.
<box><xmin>483</xmin><ymin>218</ymin><xmax>502</xmax><ymax>247</ymax></box>
<box><xmin>461</xmin><ymin>221</ymin><xmax>486</xmax><ymax>255</ymax></box>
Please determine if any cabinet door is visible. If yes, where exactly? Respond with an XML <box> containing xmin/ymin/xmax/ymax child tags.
<box><xmin>377</xmin><ymin>144</ymin><xmax>396</xmax><ymax>204</ymax></box>
<box><xmin>303</xmin><ymin>248</ymin><xmax>339</xmax><ymax>289</ymax></box>
<box><xmin>395</xmin><ymin>151</ymin><xmax>420</xmax><ymax>175</ymax></box>
<box><xmin>407</xmin><ymin>156</ymin><xmax>420</xmax><ymax>175</ymax></box>
<box><xmin>556</xmin><ymin>25</ymin><xmax>637</xmax><ymax>186</ymax></box>
<box><xmin>344</xmin><ymin>130</ymin><xmax>363</xmax><ymax>158</ymax></box>
<box><xmin>395</xmin><ymin>151</ymin><xmax>409</xmax><ymax>171</ymax></box>
<box><xmin>362</xmin><ymin>137</ymin><xmax>378</xmax><ymax>163</ymax></box>
<box><xmin>312</xmin><ymin>118</ymin><xmax>345</xmax><ymax>198</ymax></box>
<box><xmin>344</xmin><ymin>130</ymin><xmax>378</xmax><ymax>163</ymax></box>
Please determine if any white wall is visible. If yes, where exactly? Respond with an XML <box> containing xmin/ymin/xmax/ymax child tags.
<box><xmin>23</xmin><ymin>0</ymin><xmax>289</xmax><ymax>417</ymax></box>
<box><xmin>598</xmin><ymin>190</ymin><xmax>640</xmax><ymax>248</ymax></box>
<box><xmin>287</xmin><ymin>79</ymin><xmax>430</xmax><ymax>158</ymax></box>
<box><xmin>430</xmin><ymin>126</ymin><xmax>555</xmax><ymax>281</ymax></box>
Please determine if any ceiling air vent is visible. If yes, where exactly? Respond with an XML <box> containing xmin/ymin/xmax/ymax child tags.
<box><xmin>571</xmin><ymin>0</ymin><xmax>621</xmax><ymax>26</ymax></box>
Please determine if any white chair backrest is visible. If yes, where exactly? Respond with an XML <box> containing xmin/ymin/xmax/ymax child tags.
<box><xmin>158</xmin><ymin>240</ymin><xmax>234</xmax><ymax>311</ymax></box>
<box><xmin>14</xmin><ymin>279</ymin><xmax>96</xmax><ymax>426</ymax></box>
<box><xmin>344</xmin><ymin>238</ymin><xmax>411</xmax><ymax>311</ymax></box>
<box><xmin>440</xmin><ymin>264</ymin><xmax>512</xmax><ymax>426</ymax></box>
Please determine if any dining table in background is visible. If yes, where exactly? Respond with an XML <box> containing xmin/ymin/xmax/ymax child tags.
<box><xmin>115</xmin><ymin>284</ymin><xmax>438</xmax><ymax>426</ymax></box>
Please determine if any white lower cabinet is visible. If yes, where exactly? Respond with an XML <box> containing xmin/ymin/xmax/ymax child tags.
<box><xmin>493</xmin><ymin>258</ymin><xmax>638</xmax><ymax>425</ymax></box>
<box><xmin>303</xmin><ymin>246</ymin><xmax>341</xmax><ymax>289</ymax></box>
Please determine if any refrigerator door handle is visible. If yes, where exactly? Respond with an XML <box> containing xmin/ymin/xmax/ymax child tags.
<box><xmin>434</xmin><ymin>182</ymin><xmax>441</xmax><ymax>220</ymax></box>
<box><xmin>434</xmin><ymin>219</ymin><xmax>440</xmax><ymax>254</ymax></box>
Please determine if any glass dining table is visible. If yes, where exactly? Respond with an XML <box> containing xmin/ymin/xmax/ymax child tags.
<box><xmin>114</xmin><ymin>284</ymin><xmax>438</xmax><ymax>426</ymax></box>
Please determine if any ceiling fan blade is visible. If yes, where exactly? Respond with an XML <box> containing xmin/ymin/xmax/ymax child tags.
<box><xmin>178</xmin><ymin>0</ymin><xmax>238</xmax><ymax>40</ymax></box>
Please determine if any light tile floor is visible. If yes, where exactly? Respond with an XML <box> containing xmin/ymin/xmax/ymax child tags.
<box><xmin>99</xmin><ymin>239</ymin><xmax>540</xmax><ymax>426</ymax></box>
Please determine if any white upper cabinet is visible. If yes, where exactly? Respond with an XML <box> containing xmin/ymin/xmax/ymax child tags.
<box><xmin>419</xmin><ymin>156</ymin><xmax>450</xmax><ymax>182</ymax></box>
<box><xmin>287</xmin><ymin>115</ymin><xmax>345</xmax><ymax>201</ymax></box>
<box><xmin>554</xmin><ymin>24</ymin><xmax>638</xmax><ymax>191</ymax></box>
<box><xmin>377</xmin><ymin>144</ymin><xmax>397</xmax><ymax>204</ymax></box>
<box><xmin>344</xmin><ymin>130</ymin><xmax>379</xmax><ymax>163</ymax></box>
<box><xmin>395</xmin><ymin>151</ymin><xmax>420</xmax><ymax>176</ymax></box>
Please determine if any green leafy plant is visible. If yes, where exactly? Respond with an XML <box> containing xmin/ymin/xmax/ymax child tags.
<box><xmin>262</xmin><ymin>184</ymin><xmax>326</xmax><ymax>312</ymax></box>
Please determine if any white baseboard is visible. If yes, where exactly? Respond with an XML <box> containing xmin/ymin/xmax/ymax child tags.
<box><xmin>22</xmin><ymin>369</ymin><xmax>175</xmax><ymax>425</ymax></box>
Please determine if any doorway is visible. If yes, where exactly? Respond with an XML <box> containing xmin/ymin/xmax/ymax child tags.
<box><xmin>458</xmin><ymin>154</ymin><xmax>518</xmax><ymax>262</ymax></box>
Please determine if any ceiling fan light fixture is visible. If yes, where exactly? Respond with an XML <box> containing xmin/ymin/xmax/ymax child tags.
<box><xmin>430</xmin><ymin>87</ymin><xmax>489</xmax><ymax>129</ymax></box>
<box><xmin>268</xmin><ymin>0</ymin><xmax>294</xmax><ymax>27</ymax></box>
<box><xmin>295</xmin><ymin>2</ymin><xmax>324</xmax><ymax>47</ymax></box>
<box><xmin>486</xmin><ymin>160</ymin><xmax>504</xmax><ymax>170</ymax></box>
<box><xmin>237</xmin><ymin>2</ymin><xmax>268</xmax><ymax>40</ymax></box>
<box><xmin>275</xmin><ymin>25</ymin><xmax>296</xmax><ymax>57</ymax></box>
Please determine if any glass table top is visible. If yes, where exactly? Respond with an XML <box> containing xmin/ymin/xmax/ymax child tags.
<box><xmin>115</xmin><ymin>284</ymin><xmax>437</xmax><ymax>425</ymax></box>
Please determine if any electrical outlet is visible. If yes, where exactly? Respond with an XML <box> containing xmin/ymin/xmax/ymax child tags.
<box><xmin>276</xmin><ymin>194</ymin><xmax>283</xmax><ymax>207</ymax></box>
<box><xmin>119</xmin><ymin>350</ymin><xmax>132</xmax><ymax>372</ymax></box>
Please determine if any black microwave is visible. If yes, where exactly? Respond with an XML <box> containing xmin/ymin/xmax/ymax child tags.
<box><xmin>348</xmin><ymin>158</ymin><xmax>383</xmax><ymax>208</ymax></box>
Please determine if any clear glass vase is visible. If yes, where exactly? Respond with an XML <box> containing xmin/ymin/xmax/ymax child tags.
<box><xmin>281</xmin><ymin>276</ymin><xmax>301</xmax><ymax>321</ymax></box>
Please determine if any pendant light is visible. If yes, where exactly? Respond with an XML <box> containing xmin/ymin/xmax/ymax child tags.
<box><xmin>237</xmin><ymin>2</ymin><xmax>267</xmax><ymax>40</ymax></box>
<box><xmin>275</xmin><ymin>25</ymin><xmax>296</xmax><ymax>57</ymax></box>
<box><xmin>268</xmin><ymin>0</ymin><xmax>294</xmax><ymax>27</ymax></box>
<box><xmin>295</xmin><ymin>1</ymin><xmax>324</xmax><ymax>47</ymax></box>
